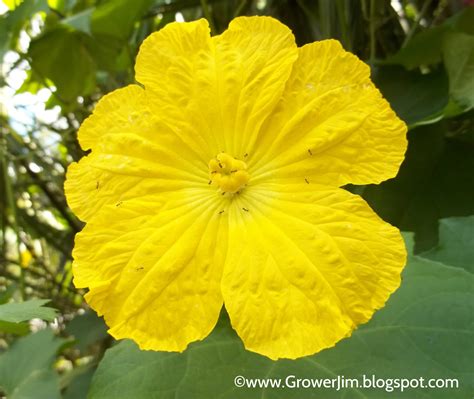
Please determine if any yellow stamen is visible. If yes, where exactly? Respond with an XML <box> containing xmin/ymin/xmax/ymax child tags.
<box><xmin>208</xmin><ymin>153</ymin><xmax>249</xmax><ymax>193</ymax></box>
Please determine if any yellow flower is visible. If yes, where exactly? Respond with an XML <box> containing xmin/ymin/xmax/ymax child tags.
<box><xmin>20</xmin><ymin>248</ymin><xmax>33</xmax><ymax>268</ymax></box>
<box><xmin>65</xmin><ymin>16</ymin><xmax>407</xmax><ymax>360</ymax></box>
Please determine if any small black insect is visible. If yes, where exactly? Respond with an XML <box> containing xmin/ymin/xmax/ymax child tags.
<box><xmin>308</xmin><ymin>149</ymin><xmax>313</xmax><ymax>156</ymax></box>
<box><xmin>304</xmin><ymin>178</ymin><xmax>309</xmax><ymax>184</ymax></box>
<box><xmin>242</xmin><ymin>207</ymin><xmax>249</xmax><ymax>212</ymax></box>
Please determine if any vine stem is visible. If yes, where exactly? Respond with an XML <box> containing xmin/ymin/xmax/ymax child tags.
<box><xmin>369</xmin><ymin>0</ymin><xmax>376</xmax><ymax>66</ymax></box>
<box><xmin>0</xmin><ymin>129</ymin><xmax>25</xmax><ymax>299</ymax></box>
<box><xmin>234</xmin><ymin>0</ymin><xmax>248</xmax><ymax>18</ymax></box>
<box><xmin>200</xmin><ymin>0</ymin><xmax>216</xmax><ymax>34</ymax></box>
<box><xmin>402</xmin><ymin>0</ymin><xmax>433</xmax><ymax>46</ymax></box>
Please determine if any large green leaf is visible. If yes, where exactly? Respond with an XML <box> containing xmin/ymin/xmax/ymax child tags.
<box><xmin>28</xmin><ymin>26</ymin><xmax>96</xmax><ymax>102</ymax></box>
<box><xmin>372</xmin><ymin>65</ymin><xmax>449</xmax><ymax>127</ymax></box>
<box><xmin>61</xmin><ymin>8</ymin><xmax>94</xmax><ymax>35</ymax></box>
<box><xmin>420</xmin><ymin>216</ymin><xmax>474</xmax><ymax>273</ymax></box>
<box><xmin>363</xmin><ymin>122</ymin><xmax>474</xmax><ymax>252</ymax></box>
<box><xmin>90</xmin><ymin>0</ymin><xmax>152</xmax><ymax>41</ymax></box>
<box><xmin>89</xmin><ymin>238</ymin><xmax>473</xmax><ymax>399</ymax></box>
<box><xmin>387</xmin><ymin>7</ymin><xmax>474</xmax><ymax>69</ymax></box>
<box><xmin>76</xmin><ymin>0</ymin><xmax>153</xmax><ymax>72</ymax></box>
<box><xmin>0</xmin><ymin>329</ymin><xmax>64</xmax><ymax>399</ymax></box>
<box><xmin>387</xmin><ymin>25</ymin><xmax>445</xmax><ymax>69</ymax></box>
<box><xmin>0</xmin><ymin>298</ymin><xmax>57</xmax><ymax>323</ymax></box>
<box><xmin>442</xmin><ymin>32</ymin><xmax>474</xmax><ymax>110</ymax></box>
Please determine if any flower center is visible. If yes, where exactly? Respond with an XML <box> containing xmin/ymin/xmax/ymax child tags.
<box><xmin>208</xmin><ymin>152</ymin><xmax>249</xmax><ymax>194</ymax></box>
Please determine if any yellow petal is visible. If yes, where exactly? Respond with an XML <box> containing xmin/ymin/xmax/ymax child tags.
<box><xmin>71</xmin><ymin>83</ymin><xmax>208</xmax><ymax>221</ymax></box>
<box><xmin>135</xmin><ymin>17</ymin><xmax>297</xmax><ymax>156</ymax></box>
<box><xmin>65</xmin><ymin>113</ymin><xmax>209</xmax><ymax>221</ymax></box>
<box><xmin>73</xmin><ymin>191</ymin><xmax>227</xmax><ymax>351</ymax></box>
<box><xmin>77</xmin><ymin>85</ymin><xmax>147</xmax><ymax>151</ymax></box>
<box><xmin>223</xmin><ymin>184</ymin><xmax>406</xmax><ymax>359</ymax></box>
<box><xmin>251</xmin><ymin>40</ymin><xmax>407</xmax><ymax>187</ymax></box>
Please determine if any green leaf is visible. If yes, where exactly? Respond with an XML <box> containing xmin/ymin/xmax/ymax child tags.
<box><xmin>0</xmin><ymin>320</ymin><xmax>30</xmax><ymax>335</ymax></box>
<box><xmin>363</xmin><ymin>122</ymin><xmax>474</xmax><ymax>252</ymax></box>
<box><xmin>387</xmin><ymin>7</ymin><xmax>474</xmax><ymax>69</ymax></box>
<box><xmin>61</xmin><ymin>8</ymin><xmax>93</xmax><ymax>34</ymax></box>
<box><xmin>372</xmin><ymin>65</ymin><xmax>449</xmax><ymax>127</ymax></box>
<box><xmin>0</xmin><ymin>284</ymin><xmax>16</xmax><ymax>304</ymax></box>
<box><xmin>81</xmin><ymin>34</ymin><xmax>127</xmax><ymax>73</ymax></box>
<box><xmin>448</xmin><ymin>5</ymin><xmax>474</xmax><ymax>36</ymax></box>
<box><xmin>7</xmin><ymin>370</ymin><xmax>61</xmax><ymax>399</ymax></box>
<box><xmin>61</xmin><ymin>365</ymin><xmax>96</xmax><ymax>399</ymax></box>
<box><xmin>0</xmin><ymin>299</ymin><xmax>57</xmax><ymax>323</ymax></box>
<box><xmin>79</xmin><ymin>0</ymin><xmax>152</xmax><ymax>72</ymax></box>
<box><xmin>65</xmin><ymin>310</ymin><xmax>109</xmax><ymax>353</ymax></box>
<box><xmin>387</xmin><ymin>25</ymin><xmax>445</xmax><ymax>69</ymax></box>
<box><xmin>0</xmin><ymin>329</ymin><xmax>64</xmax><ymax>399</ymax></box>
<box><xmin>89</xmin><ymin>238</ymin><xmax>473</xmax><ymax>399</ymax></box>
<box><xmin>90</xmin><ymin>0</ymin><xmax>152</xmax><ymax>41</ymax></box>
<box><xmin>420</xmin><ymin>216</ymin><xmax>474</xmax><ymax>273</ymax></box>
<box><xmin>28</xmin><ymin>27</ymin><xmax>96</xmax><ymax>102</ymax></box>
<box><xmin>0</xmin><ymin>17</ymin><xmax>8</xmax><ymax>59</ymax></box>
<box><xmin>442</xmin><ymin>32</ymin><xmax>474</xmax><ymax>110</ymax></box>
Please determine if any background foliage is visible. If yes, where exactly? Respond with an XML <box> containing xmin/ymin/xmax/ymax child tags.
<box><xmin>0</xmin><ymin>0</ymin><xmax>473</xmax><ymax>398</ymax></box>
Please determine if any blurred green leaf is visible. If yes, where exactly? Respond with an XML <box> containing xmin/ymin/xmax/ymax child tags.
<box><xmin>62</xmin><ymin>365</ymin><xmax>96</xmax><ymax>399</ymax></box>
<box><xmin>82</xmin><ymin>34</ymin><xmax>129</xmax><ymax>72</ymax></box>
<box><xmin>0</xmin><ymin>329</ymin><xmax>64</xmax><ymax>399</ymax></box>
<box><xmin>61</xmin><ymin>8</ymin><xmax>93</xmax><ymax>34</ymax></box>
<box><xmin>420</xmin><ymin>216</ymin><xmax>474</xmax><ymax>273</ymax></box>
<box><xmin>89</xmin><ymin>237</ymin><xmax>473</xmax><ymax>399</ymax></box>
<box><xmin>372</xmin><ymin>65</ymin><xmax>449</xmax><ymax>126</ymax></box>
<box><xmin>0</xmin><ymin>320</ymin><xmax>30</xmax><ymax>335</ymax></box>
<box><xmin>0</xmin><ymin>284</ymin><xmax>16</xmax><ymax>304</ymax></box>
<box><xmin>0</xmin><ymin>298</ymin><xmax>57</xmax><ymax>322</ymax></box>
<box><xmin>29</xmin><ymin>26</ymin><xmax>96</xmax><ymax>102</ymax></box>
<box><xmin>0</xmin><ymin>18</ymin><xmax>8</xmax><ymax>58</ymax></box>
<box><xmin>442</xmin><ymin>31</ymin><xmax>474</xmax><ymax>110</ymax></box>
<box><xmin>65</xmin><ymin>310</ymin><xmax>109</xmax><ymax>352</ymax></box>
<box><xmin>448</xmin><ymin>5</ymin><xmax>474</xmax><ymax>35</ymax></box>
<box><xmin>90</xmin><ymin>0</ymin><xmax>152</xmax><ymax>41</ymax></box>
<box><xmin>387</xmin><ymin>7</ymin><xmax>474</xmax><ymax>69</ymax></box>
<box><xmin>78</xmin><ymin>0</ymin><xmax>154</xmax><ymax>72</ymax></box>
<box><xmin>388</xmin><ymin>25</ymin><xmax>445</xmax><ymax>69</ymax></box>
